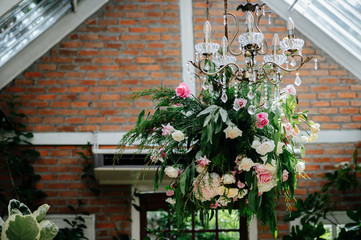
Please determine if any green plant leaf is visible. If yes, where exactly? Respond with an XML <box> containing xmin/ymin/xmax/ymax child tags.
<box><xmin>3</xmin><ymin>214</ymin><xmax>39</xmax><ymax>240</ymax></box>
<box><xmin>33</xmin><ymin>204</ymin><xmax>50</xmax><ymax>223</ymax></box>
<box><xmin>39</xmin><ymin>220</ymin><xmax>58</xmax><ymax>240</ymax></box>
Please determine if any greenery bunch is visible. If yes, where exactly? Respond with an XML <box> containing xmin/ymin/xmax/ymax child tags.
<box><xmin>117</xmin><ymin>66</ymin><xmax>320</xmax><ymax>238</ymax></box>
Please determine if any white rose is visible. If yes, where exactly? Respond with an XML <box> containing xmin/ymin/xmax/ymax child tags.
<box><xmin>308</xmin><ymin>133</ymin><xmax>318</xmax><ymax>142</ymax></box>
<box><xmin>251</xmin><ymin>138</ymin><xmax>262</xmax><ymax>148</ymax></box>
<box><xmin>295</xmin><ymin>161</ymin><xmax>305</xmax><ymax>174</ymax></box>
<box><xmin>222</xmin><ymin>174</ymin><xmax>235</xmax><ymax>184</ymax></box>
<box><xmin>196</xmin><ymin>165</ymin><xmax>205</xmax><ymax>173</ymax></box>
<box><xmin>172</xmin><ymin>130</ymin><xmax>184</xmax><ymax>142</ymax></box>
<box><xmin>238</xmin><ymin>189</ymin><xmax>248</xmax><ymax>199</ymax></box>
<box><xmin>276</xmin><ymin>142</ymin><xmax>285</xmax><ymax>155</ymax></box>
<box><xmin>310</xmin><ymin>123</ymin><xmax>320</xmax><ymax>134</ymax></box>
<box><xmin>239</xmin><ymin>157</ymin><xmax>255</xmax><ymax>171</ymax></box>
<box><xmin>224</xmin><ymin>126</ymin><xmax>242</xmax><ymax>139</ymax></box>
<box><xmin>255</xmin><ymin>140</ymin><xmax>275</xmax><ymax>155</ymax></box>
<box><xmin>165</xmin><ymin>166</ymin><xmax>179</xmax><ymax>178</ymax></box>
<box><xmin>258</xmin><ymin>178</ymin><xmax>277</xmax><ymax>195</ymax></box>
<box><xmin>216</xmin><ymin>186</ymin><xmax>226</xmax><ymax>195</ymax></box>
<box><xmin>165</xmin><ymin>197</ymin><xmax>176</xmax><ymax>205</ymax></box>
<box><xmin>226</xmin><ymin>188</ymin><xmax>238</xmax><ymax>198</ymax></box>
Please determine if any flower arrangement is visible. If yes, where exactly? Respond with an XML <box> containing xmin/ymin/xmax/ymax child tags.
<box><xmin>117</xmin><ymin>72</ymin><xmax>320</xmax><ymax>237</ymax></box>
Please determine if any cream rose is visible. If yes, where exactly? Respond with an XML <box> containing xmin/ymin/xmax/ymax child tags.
<box><xmin>222</xmin><ymin>174</ymin><xmax>236</xmax><ymax>184</ymax></box>
<box><xmin>224</xmin><ymin>126</ymin><xmax>242</xmax><ymax>139</ymax></box>
<box><xmin>165</xmin><ymin>166</ymin><xmax>179</xmax><ymax>178</ymax></box>
<box><xmin>216</xmin><ymin>186</ymin><xmax>226</xmax><ymax>195</ymax></box>
<box><xmin>238</xmin><ymin>157</ymin><xmax>255</xmax><ymax>171</ymax></box>
<box><xmin>226</xmin><ymin>188</ymin><xmax>239</xmax><ymax>198</ymax></box>
<box><xmin>218</xmin><ymin>196</ymin><xmax>231</xmax><ymax>206</ymax></box>
<box><xmin>172</xmin><ymin>130</ymin><xmax>184</xmax><ymax>142</ymax></box>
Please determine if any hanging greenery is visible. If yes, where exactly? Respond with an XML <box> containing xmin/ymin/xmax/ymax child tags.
<box><xmin>116</xmin><ymin>68</ymin><xmax>320</xmax><ymax>237</ymax></box>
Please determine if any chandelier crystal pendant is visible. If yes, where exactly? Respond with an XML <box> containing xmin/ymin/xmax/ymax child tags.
<box><xmin>190</xmin><ymin>0</ymin><xmax>315</xmax><ymax>115</ymax></box>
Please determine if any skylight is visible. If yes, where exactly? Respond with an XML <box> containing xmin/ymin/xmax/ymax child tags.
<box><xmin>0</xmin><ymin>0</ymin><xmax>74</xmax><ymax>68</ymax></box>
<box><xmin>286</xmin><ymin>0</ymin><xmax>361</xmax><ymax>61</ymax></box>
<box><xmin>262</xmin><ymin>0</ymin><xmax>361</xmax><ymax>80</ymax></box>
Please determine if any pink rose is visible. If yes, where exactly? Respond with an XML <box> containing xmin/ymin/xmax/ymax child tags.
<box><xmin>257</xmin><ymin>171</ymin><xmax>272</xmax><ymax>184</ymax></box>
<box><xmin>254</xmin><ymin>163</ymin><xmax>267</xmax><ymax>174</ymax></box>
<box><xmin>161</xmin><ymin>123</ymin><xmax>174</xmax><ymax>136</ymax></box>
<box><xmin>282</xmin><ymin>170</ymin><xmax>289</xmax><ymax>182</ymax></box>
<box><xmin>236</xmin><ymin>98</ymin><xmax>247</xmax><ymax>108</ymax></box>
<box><xmin>237</xmin><ymin>181</ymin><xmax>245</xmax><ymax>189</ymax></box>
<box><xmin>196</xmin><ymin>156</ymin><xmax>211</xmax><ymax>167</ymax></box>
<box><xmin>256</xmin><ymin>112</ymin><xmax>269</xmax><ymax>129</ymax></box>
<box><xmin>166</xmin><ymin>189</ymin><xmax>174</xmax><ymax>196</ymax></box>
<box><xmin>176</xmin><ymin>83</ymin><xmax>190</xmax><ymax>99</ymax></box>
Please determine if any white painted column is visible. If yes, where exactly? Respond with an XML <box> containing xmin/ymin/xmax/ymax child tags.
<box><xmin>180</xmin><ymin>0</ymin><xmax>196</xmax><ymax>94</ymax></box>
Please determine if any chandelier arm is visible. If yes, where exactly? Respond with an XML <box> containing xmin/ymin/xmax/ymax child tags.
<box><xmin>255</xmin><ymin>12</ymin><xmax>270</xmax><ymax>56</ymax></box>
<box><xmin>189</xmin><ymin>59</ymin><xmax>240</xmax><ymax>77</ymax></box>
<box><xmin>226</xmin><ymin>12</ymin><xmax>243</xmax><ymax>57</ymax></box>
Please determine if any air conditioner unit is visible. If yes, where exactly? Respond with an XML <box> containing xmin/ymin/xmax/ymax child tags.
<box><xmin>93</xmin><ymin>153</ymin><xmax>170</xmax><ymax>185</ymax></box>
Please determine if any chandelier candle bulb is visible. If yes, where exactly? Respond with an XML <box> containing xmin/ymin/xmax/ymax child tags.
<box><xmin>272</xmin><ymin>33</ymin><xmax>280</xmax><ymax>55</ymax></box>
<box><xmin>203</xmin><ymin>20</ymin><xmax>211</xmax><ymax>44</ymax></box>
<box><xmin>287</xmin><ymin>17</ymin><xmax>295</xmax><ymax>39</ymax></box>
<box><xmin>246</xmin><ymin>11</ymin><xmax>254</xmax><ymax>32</ymax></box>
<box><xmin>221</xmin><ymin>36</ymin><xmax>228</xmax><ymax>58</ymax></box>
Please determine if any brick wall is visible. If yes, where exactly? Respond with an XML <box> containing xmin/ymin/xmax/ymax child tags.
<box><xmin>0</xmin><ymin>0</ymin><xmax>360</xmax><ymax>239</ymax></box>
<box><xmin>1</xmin><ymin>0</ymin><xmax>182</xmax><ymax>132</ymax></box>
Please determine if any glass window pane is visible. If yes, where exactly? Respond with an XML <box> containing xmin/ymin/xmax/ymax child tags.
<box><xmin>194</xmin><ymin>211</ymin><xmax>216</xmax><ymax>230</ymax></box>
<box><xmin>320</xmin><ymin>224</ymin><xmax>333</xmax><ymax>240</ymax></box>
<box><xmin>171</xmin><ymin>232</ymin><xmax>192</xmax><ymax>239</ymax></box>
<box><xmin>147</xmin><ymin>210</ymin><xmax>169</xmax><ymax>230</ymax></box>
<box><xmin>195</xmin><ymin>232</ymin><xmax>216</xmax><ymax>239</ymax></box>
<box><xmin>218</xmin><ymin>210</ymin><xmax>240</xmax><ymax>230</ymax></box>
<box><xmin>219</xmin><ymin>231</ymin><xmax>240</xmax><ymax>239</ymax></box>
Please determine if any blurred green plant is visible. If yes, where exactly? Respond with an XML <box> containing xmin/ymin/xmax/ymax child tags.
<box><xmin>54</xmin><ymin>200</ymin><xmax>89</xmax><ymax>240</ymax></box>
<box><xmin>282</xmin><ymin>148</ymin><xmax>361</xmax><ymax>240</ymax></box>
<box><xmin>0</xmin><ymin>97</ymin><xmax>45</xmax><ymax>213</ymax></box>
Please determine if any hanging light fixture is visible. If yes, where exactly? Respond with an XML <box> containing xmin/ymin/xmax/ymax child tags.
<box><xmin>189</xmin><ymin>0</ymin><xmax>317</xmax><ymax>115</ymax></box>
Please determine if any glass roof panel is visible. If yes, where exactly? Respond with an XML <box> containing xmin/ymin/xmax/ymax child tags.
<box><xmin>285</xmin><ymin>0</ymin><xmax>361</xmax><ymax>60</ymax></box>
<box><xmin>0</xmin><ymin>0</ymin><xmax>73</xmax><ymax>68</ymax></box>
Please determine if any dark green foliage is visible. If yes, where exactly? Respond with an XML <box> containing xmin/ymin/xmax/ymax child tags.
<box><xmin>54</xmin><ymin>200</ymin><xmax>89</xmax><ymax>240</ymax></box>
<box><xmin>283</xmin><ymin>223</ymin><xmax>326</xmax><ymax>240</ymax></box>
<box><xmin>336</xmin><ymin>208</ymin><xmax>361</xmax><ymax>239</ymax></box>
<box><xmin>78</xmin><ymin>143</ymin><xmax>100</xmax><ymax>196</ymax></box>
<box><xmin>322</xmin><ymin>149</ymin><xmax>360</xmax><ymax>193</ymax></box>
<box><xmin>0</xmin><ymin>97</ymin><xmax>45</xmax><ymax>213</ymax></box>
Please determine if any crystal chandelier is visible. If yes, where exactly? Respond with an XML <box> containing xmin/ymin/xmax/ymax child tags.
<box><xmin>188</xmin><ymin>0</ymin><xmax>318</xmax><ymax>115</ymax></box>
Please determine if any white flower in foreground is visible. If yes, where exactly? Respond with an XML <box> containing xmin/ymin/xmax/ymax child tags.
<box><xmin>165</xmin><ymin>166</ymin><xmax>179</xmax><ymax>178</ymax></box>
<box><xmin>251</xmin><ymin>138</ymin><xmax>262</xmax><ymax>148</ymax></box>
<box><xmin>308</xmin><ymin>133</ymin><xmax>318</xmax><ymax>142</ymax></box>
<box><xmin>165</xmin><ymin>197</ymin><xmax>176</xmax><ymax>205</ymax></box>
<box><xmin>301</xmin><ymin>136</ymin><xmax>309</xmax><ymax>143</ymax></box>
<box><xmin>172</xmin><ymin>130</ymin><xmax>184</xmax><ymax>142</ymax></box>
<box><xmin>276</xmin><ymin>142</ymin><xmax>285</xmax><ymax>155</ymax></box>
<box><xmin>253</xmin><ymin>140</ymin><xmax>275</xmax><ymax>156</ymax></box>
<box><xmin>222</xmin><ymin>174</ymin><xmax>236</xmax><ymax>184</ymax></box>
<box><xmin>223</xmin><ymin>125</ymin><xmax>242</xmax><ymax>139</ymax></box>
<box><xmin>238</xmin><ymin>157</ymin><xmax>255</xmax><ymax>171</ymax></box>
<box><xmin>295</xmin><ymin>161</ymin><xmax>305</xmax><ymax>174</ymax></box>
